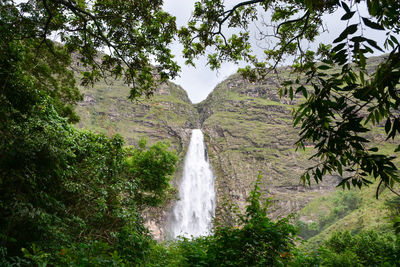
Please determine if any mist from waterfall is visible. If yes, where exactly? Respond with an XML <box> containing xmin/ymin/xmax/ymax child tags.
<box><xmin>169</xmin><ymin>129</ymin><xmax>216</xmax><ymax>239</ymax></box>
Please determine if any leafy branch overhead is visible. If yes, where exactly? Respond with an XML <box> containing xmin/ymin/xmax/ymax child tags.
<box><xmin>3</xmin><ymin>0</ymin><xmax>180</xmax><ymax>102</ymax></box>
<box><xmin>181</xmin><ymin>0</ymin><xmax>400</xmax><ymax>197</ymax></box>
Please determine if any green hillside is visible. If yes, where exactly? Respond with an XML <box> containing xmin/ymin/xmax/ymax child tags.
<box><xmin>74</xmin><ymin>55</ymin><xmax>399</xmax><ymax>242</ymax></box>
<box><xmin>74</xmin><ymin>77</ymin><xmax>199</xmax><ymax>240</ymax></box>
<box><xmin>197</xmin><ymin>55</ymin><xmax>399</xmax><ymax>236</ymax></box>
<box><xmin>75</xmin><ymin>78</ymin><xmax>198</xmax><ymax>152</ymax></box>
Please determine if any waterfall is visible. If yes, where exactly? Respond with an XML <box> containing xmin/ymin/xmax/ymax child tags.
<box><xmin>169</xmin><ymin>129</ymin><xmax>216</xmax><ymax>239</ymax></box>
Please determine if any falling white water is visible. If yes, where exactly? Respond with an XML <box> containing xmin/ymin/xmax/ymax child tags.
<box><xmin>170</xmin><ymin>129</ymin><xmax>216</xmax><ymax>239</ymax></box>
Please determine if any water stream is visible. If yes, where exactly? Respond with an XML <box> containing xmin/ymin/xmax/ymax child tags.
<box><xmin>169</xmin><ymin>129</ymin><xmax>216</xmax><ymax>239</ymax></box>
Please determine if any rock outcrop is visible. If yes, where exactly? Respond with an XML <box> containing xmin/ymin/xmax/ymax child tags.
<box><xmin>197</xmin><ymin>72</ymin><xmax>339</xmax><ymax>222</ymax></box>
<box><xmin>75</xmin><ymin>79</ymin><xmax>199</xmax><ymax>240</ymax></box>
<box><xmin>74</xmin><ymin>55</ymin><xmax>392</xmax><ymax>240</ymax></box>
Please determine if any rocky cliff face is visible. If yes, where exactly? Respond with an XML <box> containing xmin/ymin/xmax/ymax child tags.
<box><xmin>74</xmin><ymin>56</ymin><xmax>392</xmax><ymax>240</ymax></box>
<box><xmin>76</xmin><ymin>79</ymin><xmax>198</xmax><ymax>151</ymax></box>
<box><xmin>197</xmin><ymin>72</ymin><xmax>339</xmax><ymax>223</ymax></box>
<box><xmin>75</xmin><ymin>78</ymin><xmax>199</xmax><ymax>240</ymax></box>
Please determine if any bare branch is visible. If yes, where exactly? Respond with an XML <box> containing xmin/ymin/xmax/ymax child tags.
<box><xmin>267</xmin><ymin>10</ymin><xmax>311</xmax><ymax>73</ymax></box>
<box><xmin>217</xmin><ymin>0</ymin><xmax>264</xmax><ymax>39</ymax></box>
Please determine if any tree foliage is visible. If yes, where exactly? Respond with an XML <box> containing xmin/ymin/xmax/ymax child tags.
<box><xmin>206</xmin><ymin>177</ymin><xmax>297</xmax><ymax>266</ymax></box>
<box><xmin>0</xmin><ymin>0</ymin><xmax>177</xmax><ymax>266</ymax></box>
<box><xmin>179</xmin><ymin>0</ymin><xmax>400</xmax><ymax>196</ymax></box>
<box><xmin>0</xmin><ymin>92</ymin><xmax>177</xmax><ymax>260</ymax></box>
<box><xmin>143</xmin><ymin>175</ymin><xmax>297</xmax><ymax>267</ymax></box>
<box><xmin>318</xmin><ymin>231</ymin><xmax>400</xmax><ymax>266</ymax></box>
<box><xmin>125</xmin><ymin>139</ymin><xmax>178</xmax><ymax>208</ymax></box>
<box><xmin>1</xmin><ymin>0</ymin><xmax>179</xmax><ymax>107</ymax></box>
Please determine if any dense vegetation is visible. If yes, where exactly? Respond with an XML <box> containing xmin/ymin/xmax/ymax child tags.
<box><xmin>127</xmin><ymin>180</ymin><xmax>400</xmax><ymax>267</ymax></box>
<box><xmin>0</xmin><ymin>8</ymin><xmax>178</xmax><ymax>263</ymax></box>
<box><xmin>0</xmin><ymin>41</ymin><xmax>179</xmax><ymax>265</ymax></box>
<box><xmin>1</xmin><ymin>0</ymin><xmax>400</xmax><ymax>266</ymax></box>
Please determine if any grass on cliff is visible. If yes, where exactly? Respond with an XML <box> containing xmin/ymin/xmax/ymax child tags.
<box><xmin>297</xmin><ymin>180</ymin><xmax>400</xmax><ymax>249</ymax></box>
<box><xmin>75</xmin><ymin>76</ymin><xmax>199</xmax><ymax>154</ymax></box>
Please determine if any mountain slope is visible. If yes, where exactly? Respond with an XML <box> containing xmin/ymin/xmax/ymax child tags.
<box><xmin>75</xmin><ymin>78</ymin><xmax>199</xmax><ymax>239</ymax></box>
<box><xmin>74</xmin><ymin>55</ymin><xmax>399</xmax><ymax>241</ymax></box>
<box><xmin>76</xmin><ymin>79</ymin><xmax>199</xmax><ymax>151</ymax></box>
<box><xmin>197</xmin><ymin>71</ymin><xmax>340</xmax><ymax>221</ymax></box>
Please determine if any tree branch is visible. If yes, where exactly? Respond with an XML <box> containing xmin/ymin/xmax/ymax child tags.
<box><xmin>270</xmin><ymin>11</ymin><xmax>310</xmax><ymax>70</ymax></box>
<box><xmin>216</xmin><ymin>0</ymin><xmax>264</xmax><ymax>39</ymax></box>
<box><xmin>275</xmin><ymin>11</ymin><xmax>310</xmax><ymax>35</ymax></box>
<box><xmin>220</xmin><ymin>0</ymin><xmax>264</xmax><ymax>25</ymax></box>
<box><xmin>53</xmin><ymin>0</ymin><xmax>129</xmax><ymax>67</ymax></box>
<box><xmin>387</xmin><ymin>185</ymin><xmax>400</xmax><ymax>198</ymax></box>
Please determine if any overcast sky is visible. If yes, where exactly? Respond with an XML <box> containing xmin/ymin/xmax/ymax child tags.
<box><xmin>163</xmin><ymin>1</ymin><xmax>388</xmax><ymax>104</ymax></box>
<box><xmin>163</xmin><ymin>0</ymin><xmax>240</xmax><ymax>103</ymax></box>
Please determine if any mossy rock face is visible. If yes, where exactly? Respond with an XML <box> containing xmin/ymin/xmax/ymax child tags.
<box><xmin>197</xmin><ymin>72</ymin><xmax>341</xmax><ymax>222</ymax></box>
<box><xmin>75</xmin><ymin>78</ymin><xmax>199</xmax><ymax>240</ymax></box>
<box><xmin>74</xmin><ymin>54</ymin><xmax>398</xmax><ymax>240</ymax></box>
<box><xmin>76</xmin><ymin>79</ymin><xmax>199</xmax><ymax>153</ymax></box>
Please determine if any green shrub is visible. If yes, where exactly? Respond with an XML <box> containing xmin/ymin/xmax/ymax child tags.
<box><xmin>319</xmin><ymin>231</ymin><xmax>400</xmax><ymax>266</ymax></box>
<box><xmin>297</xmin><ymin>190</ymin><xmax>362</xmax><ymax>240</ymax></box>
<box><xmin>143</xmin><ymin>175</ymin><xmax>298</xmax><ymax>267</ymax></box>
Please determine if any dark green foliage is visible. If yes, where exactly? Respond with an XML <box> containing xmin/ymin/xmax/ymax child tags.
<box><xmin>1</xmin><ymin>0</ymin><xmax>179</xmax><ymax>100</ymax></box>
<box><xmin>318</xmin><ymin>231</ymin><xmax>400</xmax><ymax>266</ymax></box>
<box><xmin>385</xmin><ymin>196</ymin><xmax>400</xmax><ymax>234</ymax></box>
<box><xmin>52</xmin><ymin>241</ymin><xmax>127</xmax><ymax>266</ymax></box>
<box><xmin>293</xmin><ymin>44</ymin><xmax>400</xmax><ymax>196</ymax></box>
<box><xmin>296</xmin><ymin>221</ymin><xmax>320</xmax><ymax>240</ymax></box>
<box><xmin>172</xmin><ymin>237</ymin><xmax>210</xmax><ymax>267</ymax></box>
<box><xmin>142</xmin><ymin>181</ymin><xmax>399</xmax><ymax>267</ymax></box>
<box><xmin>0</xmin><ymin>2</ymin><xmax>181</xmax><ymax>262</ymax></box>
<box><xmin>144</xmin><ymin>175</ymin><xmax>297</xmax><ymax>267</ymax></box>
<box><xmin>0</xmin><ymin>94</ymin><xmax>177</xmax><ymax>260</ymax></box>
<box><xmin>143</xmin><ymin>237</ymin><xmax>211</xmax><ymax>267</ymax></box>
<box><xmin>0</xmin><ymin>36</ymin><xmax>178</xmax><ymax>263</ymax></box>
<box><xmin>206</xmin><ymin>177</ymin><xmax>297</xmax><ymax>266</ymax></box>
<box><xmin>297</xmin><ymin>191</ymin><xmax>362</xmax><ymax>239</ymax></box>
<box><xmin>0</xmin><ymin>37</ymin><xmax>81</xmax><ymax>122</ymax></box>
<box><xmin>125</xmin><ymin>139</ymin><xmax>178</xmax><ymax>208</ymax></box>
<box><xmin>1</xmin><ymin>81</ymin><xmax>123</xmax><ymax>254</ymax></box>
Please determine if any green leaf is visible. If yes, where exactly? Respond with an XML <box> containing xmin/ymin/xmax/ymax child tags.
<box><xmin>365</xmin><ymin>38</ymin><xmax>384</xmax><ymax>52</ymax></box>
<box><xmin>302</xmin><ymin>86</ymin><xmax>308</xmax><ymax>98</ymax></box>
<box><xmin>337</xmin><ymin>163</ymin><xmax>343</xmax><ymax>176</ymax></box>
<box><xmin>332</xmin><ymin>43</ymin><xmax>346</xmax><ymax>53</ymax></box>
<box><xmin>395</xmin><ymin>145</ymin><xmax>400</xmax><ymax>152</ymax></box>
<box><xmin>341</xmin><ymin>11</ymin><xmax>355</xmax><ymax>20</ymax></box>
<box><xmin>318</xmin><ymin>65</ymin><xmax>331</xmax><ymax>70</ymax></box>
<box><xmin>362</xmin><ymin>17</ymin><xmax>385</xmax><ymax>30</ymax></box>
<box><xmin>390</xmin><ymin>35</ymin><xmax>399</xmax><ymax>45</ymax></box>
<box><xmin>289</xmin><ymin>86</ymin><xmax>294</xmax><ymax>100</ymax></box>
<box><xmin>359</xmin><ymin>50</ymin><xmax>366</xmax><ymax>68</ymax></box>
<box><xmin>385</xmin><ymin>118</ymin><xmax>392</xmax><ymax>134</ymax></box>
<box><xmin>341</xmin><ymin>1</ymin><xmax>351</xmax><ymax>13</ymax></box>
<box><xmin>333</xmin><ymin>24</ymin><xmax>358</xmax><ymax>43</ymax></box>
